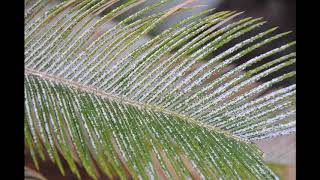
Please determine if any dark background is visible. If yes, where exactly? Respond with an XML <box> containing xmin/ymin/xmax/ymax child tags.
<box><xmin>216</xmin><ymin>0</ymin><xmax>296</xmax><ymax>36</ymax></box>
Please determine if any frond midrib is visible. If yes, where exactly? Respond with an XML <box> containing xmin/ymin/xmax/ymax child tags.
<box><xmin>25</xmin><ymin>67</ymin><xmax>253</xmax><ymax>145</ymax></box>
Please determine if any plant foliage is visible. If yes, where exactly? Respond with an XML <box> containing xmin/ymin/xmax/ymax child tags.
<box><xmin>25</xmin><ymin>0</ymin><xmax>296</xmax><ymax>179</ymax></box>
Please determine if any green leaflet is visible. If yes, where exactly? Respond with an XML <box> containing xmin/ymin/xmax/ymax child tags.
<box><xmin>25</xmin><ymin>0</ymin><xmax>295</xmax><ymax>179</ymax></box>
<box><xmin>25</xmin><ymin>74</ymin><xmax>277</xmax><ymax>179</ymax></box>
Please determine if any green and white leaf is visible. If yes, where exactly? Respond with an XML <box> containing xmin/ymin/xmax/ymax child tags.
<box><xmin>25</xmin><ymin>0</ymin><xmax>296</xmax><ymax>179</ymax></box>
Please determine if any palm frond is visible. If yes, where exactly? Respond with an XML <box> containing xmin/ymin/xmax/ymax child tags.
<box><xmin>25</xmin><ymin>0</ymin><xmax>296</xmax><ymax>179</ymax></box>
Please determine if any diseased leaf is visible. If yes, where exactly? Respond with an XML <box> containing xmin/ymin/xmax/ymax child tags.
<box><xmin>25</xmin><ymin>0</ymin><xmax>295</xmax><ymax>179</ymax></box>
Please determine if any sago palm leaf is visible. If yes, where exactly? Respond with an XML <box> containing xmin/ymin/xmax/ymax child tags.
<box><xmin>25</xmin><ymin>0</ymin><xmax>296</xmax><ymax>179</ymax></box>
